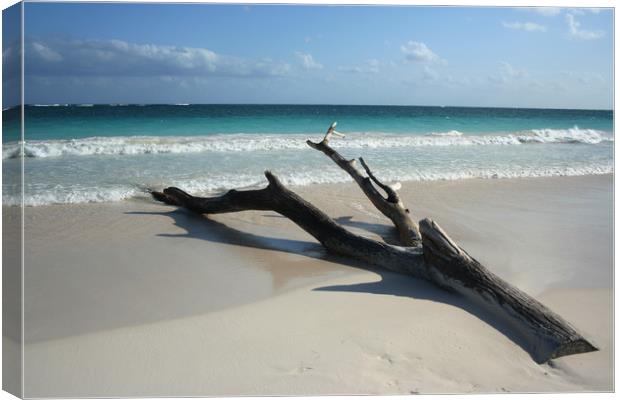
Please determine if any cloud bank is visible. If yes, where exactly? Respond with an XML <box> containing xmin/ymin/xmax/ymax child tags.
<box><xmin>529</xmin><ymin>7</ymin><xmax>563</xmax><ymax>17</ymax></box>
<box><xmin>22</xmin><ymin>38</ymin><xmax>291</xmax><ymax>78</ymax></box>
<box><xmin>502</xmin><ymin>21</ymin><xmax>547</xmax><ymax>32</ymax></box>
<box><xmin>338</xmin><ymin>59</ymin><xmax>380</xmax><ymax>74</ymax></box>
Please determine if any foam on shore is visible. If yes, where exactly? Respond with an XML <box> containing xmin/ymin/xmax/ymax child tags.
<box><xmin>3</xmin><ymin>165</ymin><xmax>613</xmax><ymax>206</ymax></box>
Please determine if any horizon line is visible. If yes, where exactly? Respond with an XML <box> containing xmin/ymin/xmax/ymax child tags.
<box><xmin>8</xmin><ymin>103</ymin><xmax>614</xmax><ymax>112</ymax></box>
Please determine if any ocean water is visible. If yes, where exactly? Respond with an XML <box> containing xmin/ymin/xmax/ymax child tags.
<box><xmin>2</xmin><ymin>104</ymin><xmax>614</xmax><ymax>206</ymax></box>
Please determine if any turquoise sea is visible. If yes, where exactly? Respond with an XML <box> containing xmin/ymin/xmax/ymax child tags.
<box><xmin>2</xmin><ymin>104</ymin><xmax>614</xmax><ymax>206</ymax></box>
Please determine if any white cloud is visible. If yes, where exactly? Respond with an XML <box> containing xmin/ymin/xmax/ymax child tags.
<box><xmin>365</xmin><ymin>59</ymin><xmax>380</xmax><ymax>72</ymax></box>
<box><xmin>303</xmin><ymin>34</ymin><xmax>323</xmax><ymax>44</ymax></box>
<box><xmin>527</xmin><ymin>7</ymin><xmax>607</xmax><ymax>17</ymax></box>
<box><xmin>295</xmin><ymin>51</ymin><xmax>323</xmax><ymax>70</ymax></box>
<box><xmin>489</xmin><ymin>62</ymin><xmax>528</xmax><ymax>84</ymax></box>
<box><xmin>569</xmin><ymin>8</ymin><xmax>605</xmax><ymax>15</ymax></box>
<box><xmin>254</xmin><ymin>58</ymin><xmax>291</xmax><ymax>76</ymax></box>
<box><xmin>400</xmin><ymin>41</ymin><xmax>442</xmax><ymax>63</ymax></box>
<box><xmin>566</xmin><ymin>14</ymin><xmax>604</xmax><ymax>40</ymax></box>
<box><xmin>339</xmin><ymin>59</ymin><xmax>381</xmax><ymax>74</ymax></box>
<box><xmin>529</xmin><ymin>7</ymin><xmax>562</xmax><ymax>17</ymax></box>
<box><xmin>30</xmin><ymin>42</ymin><xmax>63</xmax><ymax>62</ymax></box>
<box><xmin>338</xmin><ymin>66</ymin><xmax>363</xmax><ymax>74</ymax></box>
<box><xmin>562</xmin><ymin>71</ymin><xmax>605</xmax><ymax>85</ymax></box>
<box><xmin>502</xmin><ymin>21</ymin><xmax>547</xmax><ymax>32</ymax></box>
<box><xmin>24</xmin><ymin>38</ymin><xmax>291</xmax><ymax>78</ymax></box>
<box><xmin>404</xmin><ymin>67</ymin><xmax>471</xmax><ymax>88</ymax></box>
<box><xmin>500</xmin><ymin>62</ymin><xmax>527</xmax><ymax>78</ymax></box>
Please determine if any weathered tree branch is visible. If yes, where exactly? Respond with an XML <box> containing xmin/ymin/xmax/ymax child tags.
<box><xmin>153</xmin><ymin>171</ymin><xmax>427</xmax><ymax>276</ymax></box>
<box><xmin>152</xmin><ymin>171</ymin><xmax>597</xmax><ymax>364</ymax></box>
<box><xmin>306</xmin><ymin>123</ymin><xmax>421</xmax><ymax>246</ymax></box>
<box><xmin>359</xmin><ymin>157</ymin><xmax>401</xmax><ymax>203</ymax></box>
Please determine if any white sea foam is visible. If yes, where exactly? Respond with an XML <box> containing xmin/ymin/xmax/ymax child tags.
<box><xmin>429</xmin><ymin>130</ymin><xmax>464</xmax><ymax>137</ymax></box>
<box><xmin>6</xmin><ymin>187</ymin><xmax>141</xmax><ymax>207</ymax></box>
<box><xmin>3</xmin><ymin>162</ymin><xmax>613</xmax><ymax>206</ymax></box>
<box><xmin>522</xmin><ymin>127</ymin><xmax>609</xmax><ymax>144</ymax></box>
<box><xmin>3</xmin><ymin>126</ymin><xmax>612</xmax><ymax>206</ymax></box>
<box><xmin>2</xmin><ymin>127</ymin><xmax>613</xmax><ymax>160</ymax></box>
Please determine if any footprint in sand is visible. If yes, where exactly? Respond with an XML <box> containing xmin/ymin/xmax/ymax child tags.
<box><xmin>294</xmin><ymin>365</ymin><xmax>314</xmax><ymax>374</ymax></box>
<box><xmin>385</xmin><ymin>379</ymin><xmax>399</xmax><ymax>388</ymax></box>
<box><xmin>374</xmin><ymin>353</ymin><xmax>396</xmax><ymax>365</ymax></box>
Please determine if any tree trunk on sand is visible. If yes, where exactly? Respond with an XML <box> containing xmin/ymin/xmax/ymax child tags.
<box><xmin>419</xmin><ymin>219</ymin><xmax>597</xmax><ymax>363</ymax></box>
<box><xmin>151</xmin><ymin>171</ymin><xmax>597</xmax><ymax>364</ymax></box>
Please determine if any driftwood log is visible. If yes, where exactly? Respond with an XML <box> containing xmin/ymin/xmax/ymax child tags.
<box><xmin>151</xmin><ymin>123</ymin><xmax>597</xmax><ymax>364</ymax></box>
<box><xmin>307</xmin><ymin>122</ymin><xmax>421</xmax><ymax>246</ymax></box>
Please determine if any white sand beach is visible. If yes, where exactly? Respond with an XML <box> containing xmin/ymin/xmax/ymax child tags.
<box><xmin>10</xmin><ymin>174</ymin><xmax>613</xmax><ymax>396</ymax></box>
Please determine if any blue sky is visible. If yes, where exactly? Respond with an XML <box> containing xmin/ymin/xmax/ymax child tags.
<box><xmin>3</xmin><ymin>3</ymin><xmax>614</xmax><ymax>108</ymax></box>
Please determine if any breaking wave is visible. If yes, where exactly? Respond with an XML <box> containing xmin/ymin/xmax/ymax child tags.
<box><xmin>2</xmin><ymin>127</ymin><xmax>613</xmax><ymax>160</ymax></box>
<box><xmin>429</xmin><ymin>130</ymin><xmax>464</xmax><ymax>137</ymax></box>
<box><xmin>3</xmin><ymin>162</ymin><xmax>613</xmax><ymax>206</ymax></box>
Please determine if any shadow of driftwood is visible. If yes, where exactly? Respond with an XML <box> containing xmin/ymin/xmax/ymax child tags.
<box><xmin>126</xmin><ymin>209</ymin><xmax>371</xmax><ymax>270</ymax></box>
<box><xmin>334</xmin><ymin>215</ymin><xmax>401</xmax><ymax>245</ymax></box>
<box><xmin>134</xmin><ymin>206</ymin><xmax>534</xmax><ymax>361</ymax></box>
<box><xmin>313</xmin><ymin>272</ymin><xmax>533</xmax><ymax>360</ymax></box>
